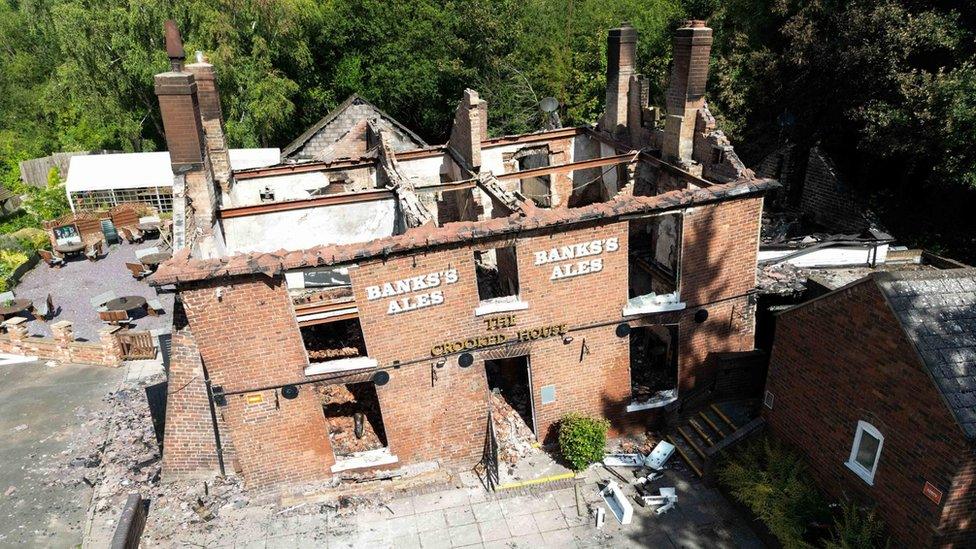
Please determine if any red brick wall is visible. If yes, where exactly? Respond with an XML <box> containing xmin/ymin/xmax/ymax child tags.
<box><xmin>166</xmin><ymin>194</ymin><xmax>765</xmax><ymax>486</ymax></box>
<box><xmin>940</xmin><ymin>455</ymin><xmax>976</xmax><ymax>548</ymax></box>
<box><xmin>349</xmin><ymin>222</ymin><xmax>632</xmax><ymax>465</ymax></box>
<box><xmin>178</xmin><ymin>276</ymin><xmax>335</xmax><ymax>488</ymax></box>
<box><xmin>677</xmin><ymin>197</ymin><xmax>762</xmax><ymax>391</ymax></box>
<box><xmin>763</xmin><ymin>280</ymin><xmax>971</xmax><ymax>547</ymax></box>
<box><xmin>161</xmin><ymin>302</ymin><xmax>227</xmax><ymax>478</ymax></box>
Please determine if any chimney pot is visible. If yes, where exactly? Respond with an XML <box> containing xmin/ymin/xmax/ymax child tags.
<box><xmin>164</xmin><ymin>20</ymin><xmax>186</xmax><ymax>71</ymax></box>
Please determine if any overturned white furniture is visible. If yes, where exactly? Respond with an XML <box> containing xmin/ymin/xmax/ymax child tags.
<box><xmin>603</xmin><ymin>453</ymin><xmax>644</xmax><ymax>468</ymax></box>
<box><xmin>645</xmin><ymin>440</ymin><xmax>676</xmax><ymax>471</ymax></box>
<box><xmin>600</xmin><ymin>480</ymin><xmax>633</xmax><ymax>525</ymax></box>
<box><xmin>639</xmin><ymin>486</ymin><xmax>678</xmax><ymax>515</ymax></box>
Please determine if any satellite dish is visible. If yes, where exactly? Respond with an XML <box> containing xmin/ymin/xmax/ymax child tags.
<box><xmin>281</xmin><ymin>385</ymin><xmax>299</xmax><ymax>399</ymax></box>
<box><xmin>539</xmin><ymin>97</ymin><xmax>559</xmax><ymax>113</ymax></box>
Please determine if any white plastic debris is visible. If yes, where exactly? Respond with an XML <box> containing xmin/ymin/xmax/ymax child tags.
<box><xmin>600</xmin><ymin>480</ymin><xmax>633</xmax><ymax>525</ymax></box>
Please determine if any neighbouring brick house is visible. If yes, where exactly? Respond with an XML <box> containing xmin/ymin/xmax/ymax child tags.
<box><xmin>764</xmin><ymin>269</ymin><xmax>976</xmax><ymax>547</ymax></box>
<box><xmin>149</xmin><ymin>20</ymin><xmax>778</xmax><ymax>490</ymax></box>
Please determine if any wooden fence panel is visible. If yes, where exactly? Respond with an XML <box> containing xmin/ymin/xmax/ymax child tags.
<box><xmin>118</xmin><ymin>331</ymin><xmax>156</xmax><ymax>360</ymax></box>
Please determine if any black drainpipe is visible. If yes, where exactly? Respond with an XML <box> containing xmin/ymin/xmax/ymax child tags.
<box><xmin>203</xmin><ymin>364</ymin><xmax>226</xmax><ymax>477</ymax></box>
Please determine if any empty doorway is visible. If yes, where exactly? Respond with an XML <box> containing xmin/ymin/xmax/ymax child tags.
<box><xmin>485</xmin><ymin>356</ymin><xmax>535</xmax><ymax>436</ymax></box>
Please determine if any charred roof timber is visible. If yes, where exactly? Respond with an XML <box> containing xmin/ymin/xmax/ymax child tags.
<box><xmin>149</xmin><ymin>18</ymin><xmax>769</xmax><ymax>279</ymax></box>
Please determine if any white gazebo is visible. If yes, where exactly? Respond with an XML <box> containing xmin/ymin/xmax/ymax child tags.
<box><xmin>65</xmin><ymin>149</ymin><xmax>280</xmax><ymax>213</ymax></box>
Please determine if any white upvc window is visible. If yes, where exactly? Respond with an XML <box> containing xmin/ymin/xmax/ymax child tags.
<box><xmin>845</xmin><ymin>420</ymin><xmax>884</xmax><ymax>485</ymax></box>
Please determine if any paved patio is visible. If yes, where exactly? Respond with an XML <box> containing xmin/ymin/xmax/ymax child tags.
<box><xmin>143</xmin><ymin>467</ymin><xmax>762</xmax><ymax>548</ymax></box>
<box><xmin>10</xmin><ymin>238</ymin><xmax>174</xmax><ymax>341</ymax></box>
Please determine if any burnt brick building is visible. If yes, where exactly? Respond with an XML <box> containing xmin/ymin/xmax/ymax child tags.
<box><xmin>764</xmin><ymin>269</ymin><xmax>976</xmax><ymax>547</ymax></box>
<box><xmin>150</xmin><ymin>20</ymin><xmax>778</xmax><ymax>490</ymax></box>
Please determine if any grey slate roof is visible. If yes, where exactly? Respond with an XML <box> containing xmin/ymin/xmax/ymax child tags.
<box><xmin>876</xmin><ymin>268</ymin><xmax>976</xmax><ymax>439</ymax></box>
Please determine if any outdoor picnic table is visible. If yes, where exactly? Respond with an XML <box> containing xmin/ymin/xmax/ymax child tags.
<box><xmin>139</xmin><ymin>252</ymin><xmax>172</xmax><ymax>267</ymax></box>
<box><xmin>54</xmin><ymin>242</ymin><xmax>85</xmax><ymax>255</ymax></box>
<box><xmin>104</xmin><ymin>296</ymin><xmax>147</xmax><ymax>313</ymax></box>
<box><xmin>0</xmin><ymin>298</ymin><xmax>33</xmax><ymax>319</ymax></box>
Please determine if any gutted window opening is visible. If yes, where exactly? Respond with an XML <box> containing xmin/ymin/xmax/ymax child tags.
<box><xmin>568</xmin><ymin>168</ymin><xmax>607</xmax><ymax>208</ymax></box>
<box><xmin>287</xmin><ymin>267</ymin><xmax>354</xmax><ymax>308</ymax></box>
<box><xmin>515</xmin><ymin>147</ymin><xmax>552</xmax><ymax>208</ymax></box>
<box><xmin>486</xmin><ymin>356</ymin><xmax>535</xmax><ymax>437</ymax></box>
<box><xmin>624</xmin><ymin>214</ymin><xmax>684</xmax><ymax>316</ymax></box>
<box><xmin>475</xmin><ymin>246</ymin><xmax>520</xmax><ymax>302</ymax></box>
<box><xmin>319</xmin><ymin>382</ymin><xmax>388</xmax><ymax>457</ymax></box>
<box><xmin>628</xmin><ymin>325</ymin><xmax>678</xmax><ymax>410</ymax></box>
<box><xmin>628</xmin><ymin>216</ymin><xmax>679</xmax><ymax>298</ymax></box>
<box><xmin>301</xmin><ymin>318</ymin><xmax>367</xmax><ymax>362</ymax></box>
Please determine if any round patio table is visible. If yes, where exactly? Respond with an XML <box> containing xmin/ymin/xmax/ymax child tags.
<box><xmin>104</xmin><ymin>296</ymin><xmax>147</xmax><ymax>313</ymax></box>
<box><xmin>139</xmin><ymin>252</ymin><xmax>172</xmax><ymax>268</ymax></box>
<box><xmin>0</xmin><ymin>298</ymin><xmax>33</xmax><ymax>319</ymax></box>
<box><xmin>54</xmin><ymin>242</ymin><xmax>85</xmax><ymax>255</ymax></box>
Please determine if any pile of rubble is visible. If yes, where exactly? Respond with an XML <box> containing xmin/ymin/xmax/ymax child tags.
<box><xmin>757</xmin><ymin>262</ymin><xmax>807</xmax><ymax>295</ymax></box>
<box><xmin>489</xmin><ymin>389</ymin><xmax>535</xmax><ymax>466</ymax></box>
<box><xmin>609</xmin><ymin>431</ymin><xmax>662</xmax><ymax>457</ymax></box>
<box><xmin>308</xmin><ymin>347</ymin><xmax>360</xmax><ymax>361</ymax></box>
<box><xmin>318</xmin><ymin>384</ymin><xmax>386</xmax><ymax>456</ymax></box>
<box><xmin>51</xmin><ymin>374</ymin><xmax>163</xmax><ymax>505</ymax></box>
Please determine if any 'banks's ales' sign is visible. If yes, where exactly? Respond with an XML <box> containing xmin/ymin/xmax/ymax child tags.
<box><xmin>533</xmin><ymin>237</ymin><xmax>620</xmax><ymax>280</ymax></box>
<box><xmin>365</xmin><ymin>269</ymin><xmax>459</xmax><ymax>315</ymax></box>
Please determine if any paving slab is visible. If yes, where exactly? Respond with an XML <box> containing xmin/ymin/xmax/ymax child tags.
<box><xmin>448</xmin><ymin>522</ymin><xmax>482</xmax><ymax>547</ymax></box>
<box><xmin>418</xmin><ymin>527</ymin><xmax>452</xmax><ymax>549</ymax></box>
<box><xmin>444</xmin><ymin>505</ymin><xmax>477</xmax><ymax>527</ymax></box>
<box><xmin>532</xmin><ymin>508</ymin><xmax>569</xmax><ymax>532</ymax></box>
<box><xmin>477</xmin><ymin>518</ymin><xmax>510</xmax><ymax>542</ymax></box>
<box><xmin>505</xmin><ymin>512</ymin><xmax>539</xmax><ymax>537</ymax></box>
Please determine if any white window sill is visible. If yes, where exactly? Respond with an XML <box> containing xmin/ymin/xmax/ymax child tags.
<box><xmin>626</xmin><ymin>390</ymin><xmax>678</xmax><ymax>412</ymax></box>
<box><xmin>845</xmin><ymin>460</ymin><xmax>876</xmax><ymax>486</ymax></box>
<box><xmin>622</xmin><ymin>291</ymin><xmax>685</xmax><ymax>317</ymax></box>
<box><xmin>474</xmin><ymin>298</ymin><xmax>529</xmax><ymax>317</ymax></box>
<box><xmin>331</xmin><ymin>447</ymin><xmax>399</xmax><ymax>473</ymax></box>
<box><xmin>305</xmin><ymin>356</ymin><xmax>377</xmax><ymax>376</ymax></box>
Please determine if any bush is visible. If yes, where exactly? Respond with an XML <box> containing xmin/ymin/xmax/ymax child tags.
<box><xmin>826</xmin><ymin>502</ymin><xmax>889</xmax><ymax>549</ymax></box>
<box><xmin>558</xmin><ymin>413</ymin><xmax>609</xmax><ymax>471</ymax></box>
<box><xmin>0</xmin><ymin>210</ymin><xmax>36</xmax><ymax>233</ymax></box>
<box><xmin>716</xmin><ymin>436</ymin><xmax>831</xmax><ymax>548</ymax></box>
<box><xmin>0</xmin><ymin>248</ymin><xmax>30</xmax><ymax>292</ymax></box>
<box><xmin>10</xmin><ymin>227</ymin><xmax>50</xmax><ymax>252</ymax></box>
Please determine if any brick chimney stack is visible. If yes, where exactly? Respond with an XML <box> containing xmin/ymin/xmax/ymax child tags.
<box><xmin>602</xmin><ymin>23</ymin><xmax>637</xmax><ymax>140</ymax></box>
<box><xmin>154</xmin><ymin>21</ymin><xmax>218</xmax><ymax>253</ymax></box>
<box><xmin>186</xmin><ymin>52</ymin><xmax>232</xmax><ymax>193</ymax></box>
<box><xmin>448</xmin><ymin>89</ymin><xmax>487</xmax><ymax>171</ymax></box>
<box><xmin>663</xmin><ymin>20</ymin><xmax>713</xmax><ymax>162</ymax></box>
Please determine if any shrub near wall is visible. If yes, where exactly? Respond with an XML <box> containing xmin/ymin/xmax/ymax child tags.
<box><xmin>558</xmin><ymin>413</ymin><xmax>610</xmax><ymax>471</ymax></box>
<box><xmin>717</xmin><ymin>436</ymin><xmax>890</xmax><ymax>549</ymax></box>
<box><xmin>0</xmin><ymin>227</ymin><xmax>50</xmax><ymax>291</ymax></box>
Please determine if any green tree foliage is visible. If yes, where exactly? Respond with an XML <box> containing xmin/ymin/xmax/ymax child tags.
<box><xmin>704</xmin><ymin>0</ymin><xmax>976</xmax><ymax>261</ymax></box>
<box><xmin>21</xmin><ymin>167</ymin><xmax>71</xmax><ymax>221</ymax></box>
<box><xmin>1</xmin><ymin>0</ymin><xmax>974</xmax><ymax>260</ymax></box>
<box><xmin>557</xmin><ymin>413</ymin><xmax>609</xmax><ymax>471</ymax></box>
